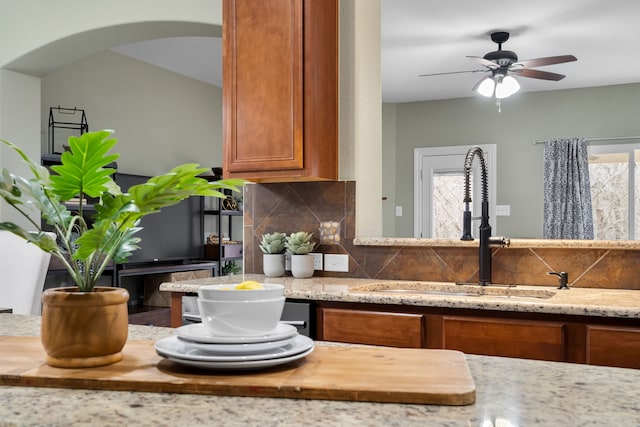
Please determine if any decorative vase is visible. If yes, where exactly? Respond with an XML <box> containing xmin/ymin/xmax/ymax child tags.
<box><xmin>40</xmin><ymin>286</ymin><xmax>129</xmax><ymax>368</ymax></box>
<box><xmin>290</xmin><ymin>254</ymin><xmax>315</xmax><ymax>278</ymax></box>
<box><xmin>263</xmin><ymin>253</ymin><xmax>285</xmax><ymax>277</ymax></box>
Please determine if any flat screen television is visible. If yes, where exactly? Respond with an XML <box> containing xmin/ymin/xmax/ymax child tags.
<box><xmin>115</xmin><ymin>173</ymin><xmax>203</xmax><ymax>265</ymax></box>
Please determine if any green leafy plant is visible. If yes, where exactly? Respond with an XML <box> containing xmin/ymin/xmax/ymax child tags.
<box><xmin>0</xmin><ymin>130</ymin><xmax>244</xmax><ymax>292</ymax></box>
<box><xmin>222</xmin><ymin>260</ymin><xmax>241</xmax><ymax>275</ymax></box>
<box><xmin>259</xmin><ymin>232</ymin><xmax>286</xmax><ymax>254</ymax></box>
<box><xmin>285</xmin><ymin>231</ymin><xmax>316</xmax><ymax>255</ymax></box>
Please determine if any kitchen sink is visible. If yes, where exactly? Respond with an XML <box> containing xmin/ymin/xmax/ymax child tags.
<box><xmin>349</xmin><ymin>282</ymin><xmax>556</xmax><ymax>299</ymax></box>
<box><xmin>376</xmin><ymin>289</ymin><xmax>481</xmax><ymax>297</ymax></box>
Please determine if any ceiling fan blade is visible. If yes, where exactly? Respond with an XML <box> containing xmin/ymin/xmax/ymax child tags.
<box><xmin>466</xmin><ymin>56</ymin><xmax>499</xmax><ymax>69</ymax></box>
<box><xmin>513</xmin><ymin>55</ymin><xmax>577</xmax><ymax>69</ymax></box>
<box><xmin>512</xmin><ymin>68</ymin><xmax>566</xmax><ymax>81</ymax></box>
<box><xmin>419</xmin><ymin>69</ymin><xmax>487</xmax><ymax>77</ymax></box>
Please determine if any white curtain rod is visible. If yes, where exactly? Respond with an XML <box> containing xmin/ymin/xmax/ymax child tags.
<box><xmin>534</xmin><ymin>135</ymin><xmax>640</xmax><ymax>145</ymax></box>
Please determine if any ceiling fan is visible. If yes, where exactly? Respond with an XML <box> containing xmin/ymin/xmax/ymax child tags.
<box><xmin>420</xmin><ymin>31</ymin><xmax>577</xmax><ymax>100</ymax></box>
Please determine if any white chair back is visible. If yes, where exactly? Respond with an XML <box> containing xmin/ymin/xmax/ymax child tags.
<box><xmin>0</xmin><ymin>231</ymin><xmax>52</xmax><ymax>315</ymax></box>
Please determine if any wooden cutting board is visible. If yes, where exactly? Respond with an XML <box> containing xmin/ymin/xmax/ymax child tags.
<box><xmin>0</xmin><ymin>336</ymin><xmax>475</xmax><ymax>405</ymax></box>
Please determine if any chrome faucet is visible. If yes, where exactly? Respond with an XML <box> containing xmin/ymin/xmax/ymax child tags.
<box><xmin>460</xmin><ymin>146</ymin><xmax>509</xmax><ymax>285</ymax></box>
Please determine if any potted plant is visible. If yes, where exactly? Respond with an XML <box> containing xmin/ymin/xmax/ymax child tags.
<box><xmin>222</xmin><ymin>260</ymin><xmax>242</xmax><ymax>276</ymax></box>
<box><xmin>259</xmin><ymin>232</ymin><xmax>286</xmax><ymax>277</ymax></box>
<box><xmin>0</xmin><ymin>130</ymin><xmax>243</xmax><ymax>367</ymax></box>
<box><xmin>285</xmin><ymin>231</ymin><xmax>316</xmax><ymax>278</ymax></box>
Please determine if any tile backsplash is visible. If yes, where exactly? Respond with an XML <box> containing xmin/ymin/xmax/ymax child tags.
<box><xmin>244</xmin><ymin>181</ymin><xmax>640</xmax><ymax>290</ymax></box>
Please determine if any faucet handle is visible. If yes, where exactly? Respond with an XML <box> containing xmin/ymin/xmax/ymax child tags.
<box><xmin>547</xmin><ymin>271</ymin><xmax>569</xmax><ymax>289</ymax></box>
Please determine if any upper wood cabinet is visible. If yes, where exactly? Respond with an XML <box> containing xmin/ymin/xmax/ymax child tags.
<box><xmin>223</xmin><ymin>0</ymin><xmax>338</xmax><ymax>182</ymax></box>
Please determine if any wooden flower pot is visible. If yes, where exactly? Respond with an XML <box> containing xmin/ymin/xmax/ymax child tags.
<box><xmin>41</xmin><ymin>286</ymin><xmax>129</xmax><ymax>368</ymax></box>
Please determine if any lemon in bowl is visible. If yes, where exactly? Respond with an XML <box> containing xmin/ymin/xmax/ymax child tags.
<box><xmin>234</xmin><ymin>280</ymin><xmax>263</xmax><ymax>290</ymax></box>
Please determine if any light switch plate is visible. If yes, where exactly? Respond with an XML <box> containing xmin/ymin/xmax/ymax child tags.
<box><xmin>324</xmin><ymin>254</ymin><xmax>349</xmax><ymax>272</ymax></box>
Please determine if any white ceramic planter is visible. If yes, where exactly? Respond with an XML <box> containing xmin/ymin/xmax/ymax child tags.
<box><xmin>263</xmin><ymin>253</ymin><xmax>285</xmax><ymax>277</ymax></box>
<box><xmin>290</xmin><ymin>254</ymin><xmax>315</xmax><ymax>278</ymax></box>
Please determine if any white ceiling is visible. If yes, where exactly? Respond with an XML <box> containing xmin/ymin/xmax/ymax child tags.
<box><xmin>111</xmin><ymin>0</ymin><xmax>640</xmax><ymax>103</ymax></box>
<box><xmin>112</xmin><ymin>36</ymin><xmax>223</xmax><ymax>88</ymax></box>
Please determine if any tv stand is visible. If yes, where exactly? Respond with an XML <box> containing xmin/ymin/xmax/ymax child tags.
<box><xmin>115</xmin><ymin>260</ymin><xmax>217</xmax><ymax>286</ymax></box>
<box><xmin>116</xmin><ymin>260</ymin><xmax>217</xmax><ymax>326</ymax></box>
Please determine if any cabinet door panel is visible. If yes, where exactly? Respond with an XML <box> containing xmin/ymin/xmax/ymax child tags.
<box><xmin>442</xmin><ymin>316</ymin><xmax>566</xmax><ymax>361</ymax></box>
<box><xmin>224</xmin><ymin>0</ymin><xmax>303</xmax><ymax>173</ymax></box>
<box><xmin>586</xmin><ymin>325</ymin><xmax>640</xmax><ymax>369</ymax></box>
<box><xmin>320</xmin><ymin>308</ymin><xmax>424</xmax><ymax>348</ymax></box>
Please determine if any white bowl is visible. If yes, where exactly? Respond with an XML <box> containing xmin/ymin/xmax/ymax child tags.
<box><xmin>197</xmin><ymin>296</ymin><xmax>285</xmax><ymax>337</ymax></box>
<box><xmin>197</xmin><ymin>283</ymin><xmax>284</xmax><ymax>301</ymax></box>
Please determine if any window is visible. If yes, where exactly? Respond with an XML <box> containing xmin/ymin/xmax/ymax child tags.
<box><xmin>432</xmin><ymin>171</ymin><xmax>468</xmax><ymax>239</ymax></box>
<box><xmin>414</xmin><ymin>145</ymin><xmax>496</xmax><ymax>239</ymax></box>
<box><xmin>588</xmin><ymin>143</ymin><xmax>639</xmax><ymax>240</ymax></box>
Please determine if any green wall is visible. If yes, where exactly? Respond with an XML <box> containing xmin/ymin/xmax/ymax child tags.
<box><xmin>381</xmin><ymin>103</ymin><xmax>397</xmax><ymax>236</ymax></box>
<box><xmin>42</xmin><ymin>50</ymin><xmax>222</xmax><ymax>176</ymax></box>
<box><xmin>384</xmin><ymin>83</ymin><xmax>640</xmax><ymax>238</ymax></box>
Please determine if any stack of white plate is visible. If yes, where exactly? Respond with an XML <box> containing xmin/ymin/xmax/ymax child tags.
<box><xmin>155</xmin><ymin>322</ymin><xmax>314</xmax><ymax>370</ymax></box>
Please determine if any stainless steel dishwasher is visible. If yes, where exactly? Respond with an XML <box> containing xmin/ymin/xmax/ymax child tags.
<box><xmin>280</xmin><ymin>300</ymin><xmax>314</xmax><ymax>338</ymax></box>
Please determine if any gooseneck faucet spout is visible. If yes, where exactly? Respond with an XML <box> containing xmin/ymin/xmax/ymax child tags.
<box><xmin>460</xmin><ymin>146</ymin><xmax>509</xmax><ymax>285</ymax></box>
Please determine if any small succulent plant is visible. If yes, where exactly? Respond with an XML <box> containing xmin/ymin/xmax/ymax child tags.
<box><xmin>285</xmin><ymin>231</ymin><xmax>316</xmax><ymax>255</ymax></box>
<box><xmin>259</xmin><ymin>232</ymin><xmax>286</xmax><ymax>254</ymax></box>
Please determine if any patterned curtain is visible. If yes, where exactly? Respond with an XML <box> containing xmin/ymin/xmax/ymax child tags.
<box><xmin>543</xmin><ymin>138</ymin><xmax>594</xmax><ymax>239</ymax></box>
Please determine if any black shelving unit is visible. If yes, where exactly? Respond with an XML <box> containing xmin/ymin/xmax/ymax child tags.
<box><xmin>202</xmin><ymin>186</ymin><xmax>243</xmax><ymax>276</ymax></box>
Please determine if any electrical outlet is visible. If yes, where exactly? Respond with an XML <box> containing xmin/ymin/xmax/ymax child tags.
<box><xmin>496</xmin><ymin>205</ymin><xmax>511</xmax><ymax>216</ymax></box>
<box><xmin>284</xmin><ymin>253</ymin><xmax>291</xmax><ymax>271</ymax></box>
<box><xmin>310</xmin><ymin>252</ymin><xmax>323</xmax><ymax>270</ymax></box>
<box><xmin>324</xmin><ymin>254</ymin><xmax>349</xmax><ymax>272</ymax></box>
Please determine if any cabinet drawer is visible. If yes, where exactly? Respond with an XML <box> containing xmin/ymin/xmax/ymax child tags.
<box><xmin>442</xmin><ymin>316</ymin><xmax>566</xmax><ymax>361</ymax></box>
<box><xmin>586</xmin><ymin>325</ymin><xmax>640</xmax><ymax>369</ymax></box>
<box><xmin>319</xmin><ymin>308</ymin><xmax>424</xmax><ymax>348</ymax></box>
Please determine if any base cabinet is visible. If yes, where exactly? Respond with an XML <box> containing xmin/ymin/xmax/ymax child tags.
<box><xmin>441</xmin><ymin>316</ymin><xmax>566</xmax><ymax>362</ymax></box>
<box><xmin>316</xmin><ymin>302</ymin><xmax>640</xmax><ymax>369</ymax></box>
<box><xmin>586</xmin><ymin>325</ymin><xmax>640</xmax><ymax>369</ymax></box>
<box><xmin>319</xmin><ymin>308</ymin><xmax>424</xmax><ymax>348</ymax></box>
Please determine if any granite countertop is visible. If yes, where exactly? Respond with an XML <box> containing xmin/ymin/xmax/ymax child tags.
<box><xmin>354</xmin><ymin>236</ymin><xmax>640</xmax><ymax>250</ymax></box>
<box><xmin>1</xmin><ymin>314</ymin><xmax>639</xmax><ymax>426</ymax></box>
<box><xmin>160</xmin><ymin>274</ymin><xmax>640</xmax><ymax>319</ymax></box>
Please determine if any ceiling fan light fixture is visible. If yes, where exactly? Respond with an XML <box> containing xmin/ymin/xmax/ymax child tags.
<box><xmin>476</xmin><ymin>76</ymin><xmax>495</xmax><ymax>97</ymax></box>
<box><xmin>495</xmin><ymin>75</ymin><xmax>520</xmax><ymax>99</ymax></box>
